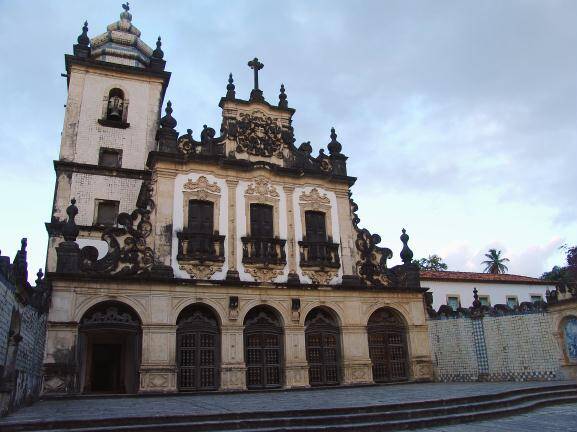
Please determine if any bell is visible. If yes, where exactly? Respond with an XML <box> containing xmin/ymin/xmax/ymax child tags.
<box><xmin>107</xmin><ymin>96</ymin><xmax>123</xmax><ymax>121</ymax></box>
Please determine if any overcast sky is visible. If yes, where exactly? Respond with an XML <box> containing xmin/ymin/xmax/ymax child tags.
<box><xmin>0</xmin><ymin>0</ymin><xmax>575</xmax><ymax>280</ymax></box>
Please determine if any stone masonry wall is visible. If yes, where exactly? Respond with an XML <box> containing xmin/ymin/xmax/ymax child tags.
<box><xmin>428</xmin><ymin>312</ymin><xmax>562</xmax><ymax>382</ymax></box>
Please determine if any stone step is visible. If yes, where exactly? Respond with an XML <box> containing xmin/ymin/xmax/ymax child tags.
<box><xmin>4</xmin><ymin>383</ymin><xmax>577</xmax><ymax>432</ymax></box>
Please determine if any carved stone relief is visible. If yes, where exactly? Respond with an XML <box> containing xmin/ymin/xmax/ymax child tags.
<box><xmin>245</xmin><ymin>265</ymin><xmax>284</xmax><ymax>283</ymax></box>
<box><xmin>302</xmin><ymin>269</ymin><xmax>338</xmax><ymax>285</ymax></box>
<box><xmin>183</xmin><ymin>176</ymin><xmax>221</xmax><ymax>196</ymax></box>
<box><xmin>179</xmin><ymin>263</ymin><xmax>219</xmax><ymax>280</ymax></box>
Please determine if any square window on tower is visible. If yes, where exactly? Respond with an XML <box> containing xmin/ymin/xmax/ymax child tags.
<box><xmin>98</xmin><ymin>148</ymin><xmax>122</xmax><ymax>168</ymax></box>
<box><xmin>95</xmin><ymin>200</ymin><xmax>119</xmax><ymax>226</ymax></box>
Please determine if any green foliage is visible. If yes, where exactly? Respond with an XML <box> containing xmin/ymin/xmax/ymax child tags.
<box><xmin>541</xmin><ymin>245</ymin><xmax>577</xmax><ymax>283</ymax></box>
<box><xmin>481</xmin><ymin>248</ymin><xmax>510</xmax><ymax>274</ymax></box>
<box><xmin>413</xmin><ymin>254</ymin><xmax>448</xmax><ymax>271</ymax></box>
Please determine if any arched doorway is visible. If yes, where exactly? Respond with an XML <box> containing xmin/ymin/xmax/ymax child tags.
<box><xmin>79</xmin><ymin>301</ymin><xmax>141</xmax><ymax>394</ymax></box>
<box><xmin>243</xmin><ymin>306</ymin><xmax>284</xmax><ymax>389</ymax></box>
<box><xmin>305</xmin><ymin>307</ymin><xmax>341</xmax><ymax>386</ymax></box>
<box><xmin>176</xmin><ymin>304</ymin><xmax>220</xmax><ymax>391</ymax></box>
<box><xmin>367</xmin><ymin>307</ymin><xmax>409</xmax><ymax>383</ymax></box>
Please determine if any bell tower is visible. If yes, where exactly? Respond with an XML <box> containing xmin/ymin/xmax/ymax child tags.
<box><xmin>47</xmin><ymin>4</ymin><xmax>170</xmax><ymax>271</ymax></box>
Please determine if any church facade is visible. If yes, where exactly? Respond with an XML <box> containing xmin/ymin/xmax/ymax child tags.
<box><xmin>42</xmin><ymin>5</ymin><xmax>433</xmax><ymax>394</ymax></box>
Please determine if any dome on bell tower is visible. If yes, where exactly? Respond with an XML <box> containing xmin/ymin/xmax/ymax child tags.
<box><xmin>89</xmin><ymin>3</ymin><xmax>154</xmax><ymax>68</ymax></box>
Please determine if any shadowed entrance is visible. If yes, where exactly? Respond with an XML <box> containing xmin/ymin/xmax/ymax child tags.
<box><xmin>79</xmin><ymin>301</ymin><xmax>141</xmax><ymax>394</ymax></box>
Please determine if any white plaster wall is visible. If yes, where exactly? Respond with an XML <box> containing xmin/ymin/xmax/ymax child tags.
<box><xmin>70</xmin><ymin>173</ymin><xmax>142</xmax><ymax>226</ymax></box>
<box><xmin>293</xmin><ymin>186</ymin><xmax>342</xmax><ymax>284</ymax></box>
<box><xmin>171</xmin><ymin>172</ymin><xmax>229</xmax><ymax>280</ymax></box>
<box><xmin>64</xmin><ymin>69</ymin><xmax>163</xmax><ymax>170</ymax></box>
<box><xmin>236</xmin><ymin>180</ymin><xmax>289</xmax><ymax>282</ymax></box>
<box><xmin>423</xmin><ymin>280</ymin><xmax>555</xmax><ymax>310</ymax></box>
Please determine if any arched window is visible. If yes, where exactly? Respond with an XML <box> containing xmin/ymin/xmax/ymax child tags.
<box><xmin>106</xmin><ymin>88</ymin><xmax>125</xmax><ymax>121</ymax></box>
<box><xmin>305</xmin><ymin>307</ymin><xmax>341</xmax><ymax>386</ymax></box>
<box><xmin>98</xmin><ymin>88</ymin><xmax>130</xmax><ymax>128</ymax></box>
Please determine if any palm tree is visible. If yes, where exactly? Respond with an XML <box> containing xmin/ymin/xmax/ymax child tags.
<box><xmin>482</xmin><ymin>249</ymin><xmax>510</xmax><ymax>274</ymax></box>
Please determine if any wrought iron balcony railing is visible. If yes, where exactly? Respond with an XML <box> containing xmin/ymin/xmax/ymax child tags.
<box><xmin>241</xmin><ymin>236</ymin><xmax>287</xmax><ymax>266</ymax></box>
<box><xmin>298</xmin><ymin>238</ymin><xmax>341</xmax><ymax>268</ymax></box>
<box><xmin>177</xmin><ymin>231</ymin><xmax>225</xmax><ymax>263</ymax></box>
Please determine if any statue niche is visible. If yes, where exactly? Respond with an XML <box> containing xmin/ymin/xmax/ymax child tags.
<box><xmin>106</xmin><ymin>88</ymin><xmax>125</xmax><ymax>122</ymax></box>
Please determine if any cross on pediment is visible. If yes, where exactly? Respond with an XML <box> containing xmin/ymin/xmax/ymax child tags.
<box><xmin>248</xmin><ymin>57</ymin><xmax>265</xmax><ymax>102</ymax></box>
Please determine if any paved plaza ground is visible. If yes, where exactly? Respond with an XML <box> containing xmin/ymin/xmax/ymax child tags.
<box><xmin>1</xmin><ymin>381</ymin><xmax>576</xmax><ymax>430</ymax></box>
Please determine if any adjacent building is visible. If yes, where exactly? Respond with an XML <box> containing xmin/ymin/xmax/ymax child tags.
<box><xmin>421</xmin><ymin>270</ymin><xmax>555</xmax><ymax>310</ymax></box>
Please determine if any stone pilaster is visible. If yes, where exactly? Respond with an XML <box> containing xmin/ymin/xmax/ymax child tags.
<box><xmin>334</xmin><ymin>191</ymin><xmax>356</xmax><ymax>277</ymax></box>
<box><xmin>284</xmin><ymin>324</ymin><xmax>310</xmax><ymax>388</ymax></box>
<box><xmin>283</xmin><ymin>186</ymin><xmax>300</xmax><ymax>284</ymax></box>
<box><xmin>220</xmin><ymin>324</ymin><xmax>246</xmax><ymax>390</ymax></box>
<box><xmin>225</xmin><ymin>179</ymin><xmax>240</xmax><ymax>281</ymax></box>
<box><xmin>408</xmin><ymin>323</ymin><xmax>434</xmax><ymax>382</ymax></box>
<box><xmin>153</xmin><ymin>169</ymin><xmax>176</xmax><ymax>266</ymax></box>
<box><xmin>341</xmin><ymin>324</ymin><xmax>373</xmax><ymax>385</ymax></box>
<box><xmin>139</xmin><ymin>324</ymin><xmax>177</xmax><ymax>393</ymax></box>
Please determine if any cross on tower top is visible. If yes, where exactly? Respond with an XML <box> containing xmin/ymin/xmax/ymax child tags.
<box><xmin>248</xmin><ymin>57</ymin><xmax>265</xmax><ymax>102</ymax></box>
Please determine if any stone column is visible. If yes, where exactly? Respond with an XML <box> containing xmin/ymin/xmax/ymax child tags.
<box><xmin>220</xmin><ymin>323</ymin><xmax>246</xmax><ymax>390</ymax></box>
<box><xmin>225</xmin><ymin>179</ymin><xmax>240</xmax><ymax>281</ymax></box>
<box><xmin>284</xmin><ymin>324</ymin><xmax>310</xmax><ymax>388</ymax></box>
<box><xmin>341</xmin><ymin>324</ymin><xmax>373</xmax><ymax>385</ymax></box>
<box><xmin>407</xmin><ymin>299</ymin><xmax>434</xmax><ymax>382</ymax></box>
<box><xmin>283</xmin><ymin>186</ymin><xmax>300</xmax><ymax>284</ymax></box>
<box><xmin>139</xmin><ymin>324</ymin><xmax>177</xmax><ymax>393</ymax></box>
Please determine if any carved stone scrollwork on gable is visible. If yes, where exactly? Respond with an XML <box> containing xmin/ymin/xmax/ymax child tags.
<box><xmin>81</xmin><ymin>306</ymin><xmax>139</xmax><ymax>327</ymax></box>
<box><xmin>224</xmin><ymin>112</ymin><xmax>291</xmax><ymax>158</ymax></box>
<box><xmin>80</xmin><ymin>182</ymin><xmax>155</xmax><ymax>276</ymax></box>
<box><xmin>349</xmin><ymin>194</ymin><xmax>393</xmax><ymax>289</ymax></box>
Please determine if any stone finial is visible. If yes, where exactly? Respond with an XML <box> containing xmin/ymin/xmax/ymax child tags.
<box><xmin>226</xmin><ymin>73</ymin><xmax>236</xmax><ymax>99</ymax></box>
<box><xmin>152</xmin><ymin>36</ymin><xmax>164</xmax><ymax>59</ymax></box>
<box><xmin>298</xmin><ymin>141</ymin><xmax>312</xmax><ymax>155</ymax></box>
<box><xmin>62</xmin><ymin>199</ymin><xmax>79</xmax><ymax>242</ymax></box>
<box><xmin>120</xmin><ymin>2</ymin><xmax>132</xmax><ymax>21</ymax></box>
<box><xmin>160</xmin><ymin>101</ymin><xmax>177</xmax><ymax>129</ymax></box>
<box><xmin>35</xmin><ymin>268</ymin><xmax>44</xmax><ymax>285</ymax></box>
<box><xmin>77</xmin><ymin>21</ymin><xmax>89</xmax><ymax>47</ymax></box>
<box><xmin>327</xmin><ymin>127</ymin><xmax>342</xmax><ymax>156</ymax></box>
<box><xmin>400</xmin><ymin>228</ymin><xmax>414</xmax><ymax>264</ymax></box>
<box><xmin>472</xmin><ymin>287</ymin><xmax>481</xmax><ymax>308</ymax></box>
<box><xmin>278</xmin><ymin>84</ymin><xmax>288</xmax><ymax>109</ymax></box>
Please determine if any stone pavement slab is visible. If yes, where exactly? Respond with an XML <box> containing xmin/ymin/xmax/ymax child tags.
<box><xmin>0</xmin><ymin>381</ymin><xmax>571</xmax><ymax>425</ymax></box>
<box><xmin>417</xmin><ymin>402</ymin><xmax>577</xmax><ymax>431</ymax></box>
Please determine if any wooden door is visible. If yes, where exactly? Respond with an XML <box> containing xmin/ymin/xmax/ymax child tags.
<box><xmin>367</xmin><ymin>309</ymin><xmax>409</xmax><ymax>382</ymax></box>
<box><xmin>305</xmin><ymin>309</ymin><xmax>341</xmax><ymax>386</ymax></box>
<box><xmin>177</xmin><ymin>308</ymin><xmax>219</xmax><ymax>391</ymax></box>
<box><xmin>187</xmin><ymin>200</ymin><xmax>214</xmax><ymax>254</ymax></box>
<box><xmin>244</xmin><ymin>307</ymin><xmax>283</xmax><ymax>389</ymax></box>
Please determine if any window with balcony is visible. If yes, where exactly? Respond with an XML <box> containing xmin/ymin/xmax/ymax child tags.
<box><xmin>241</xmin><ymin>204</ymin><xmax>286</xmax><ymax>265</ymax></box>
<box><xmin>177</xmin><ymin>200</ymin><xmax>224</xmax><ymax>262</ymax></box>
<box><xmin>299</xmin><ymin>211</ymin><xmax>340</xmax><ymax>268</ymax></box>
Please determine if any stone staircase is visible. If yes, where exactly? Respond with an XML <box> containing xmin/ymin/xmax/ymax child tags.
<box><xmin>3</xmin><ymin>383</ymin><xmax>577</xmax><ymax>432</ymax></box>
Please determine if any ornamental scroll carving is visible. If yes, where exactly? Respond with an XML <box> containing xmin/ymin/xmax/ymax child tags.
<box><xmin>245</xmin><ymin>266</ymin><xmax>284</xmax><ymax>283</ymax></box>
<box><xmin>299</xmin><ymin>188</ymin><xmax>331</xmax><ymax>210</ymax></box>
<box><xmin>183</xmin><ymin>176</ymin><xmax>221</xmax><ymax>200</ymax></box>
<box><xmin>225</xmin><ymin>112</ymin><xmax>292</xmax><ymax>158</ymax></box>
<box><xmin>80</xmin><ymin>182</ymin><xmax>155</xmax><ymax>276</ymax></box>
<box><xmin>302</xmin><ymin>269</ymin><xmax>338</xmax><ymax>285</ymax></box>
<box><xmin>245</xmin><ymin>177</ymin><xmax>279</xmax><ymax>200</ymax></box>
<box><xmin>350</xmin><ymin>194</ymin><xmax>392</xmax><ymax>288</ymax></box>
<box><xmin>179</xmin><ymin>263</ymin><xmax>219</xmax><ymax>280</ymax></box>
<box><xmin>81</xmin><ymin>306</ymin><xmax>139</xmax><ymax>327</ymax></box>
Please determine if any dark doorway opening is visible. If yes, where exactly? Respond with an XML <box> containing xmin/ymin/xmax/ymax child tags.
<box><xmin>79</xmin><ymin>302</ymin><xmax>142</xmax><ymax>394</ymax></box>
<box><xmin>90</xmin><ymin>343</ymin><xmax>122</xmax><ymax>392</ymax></box>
